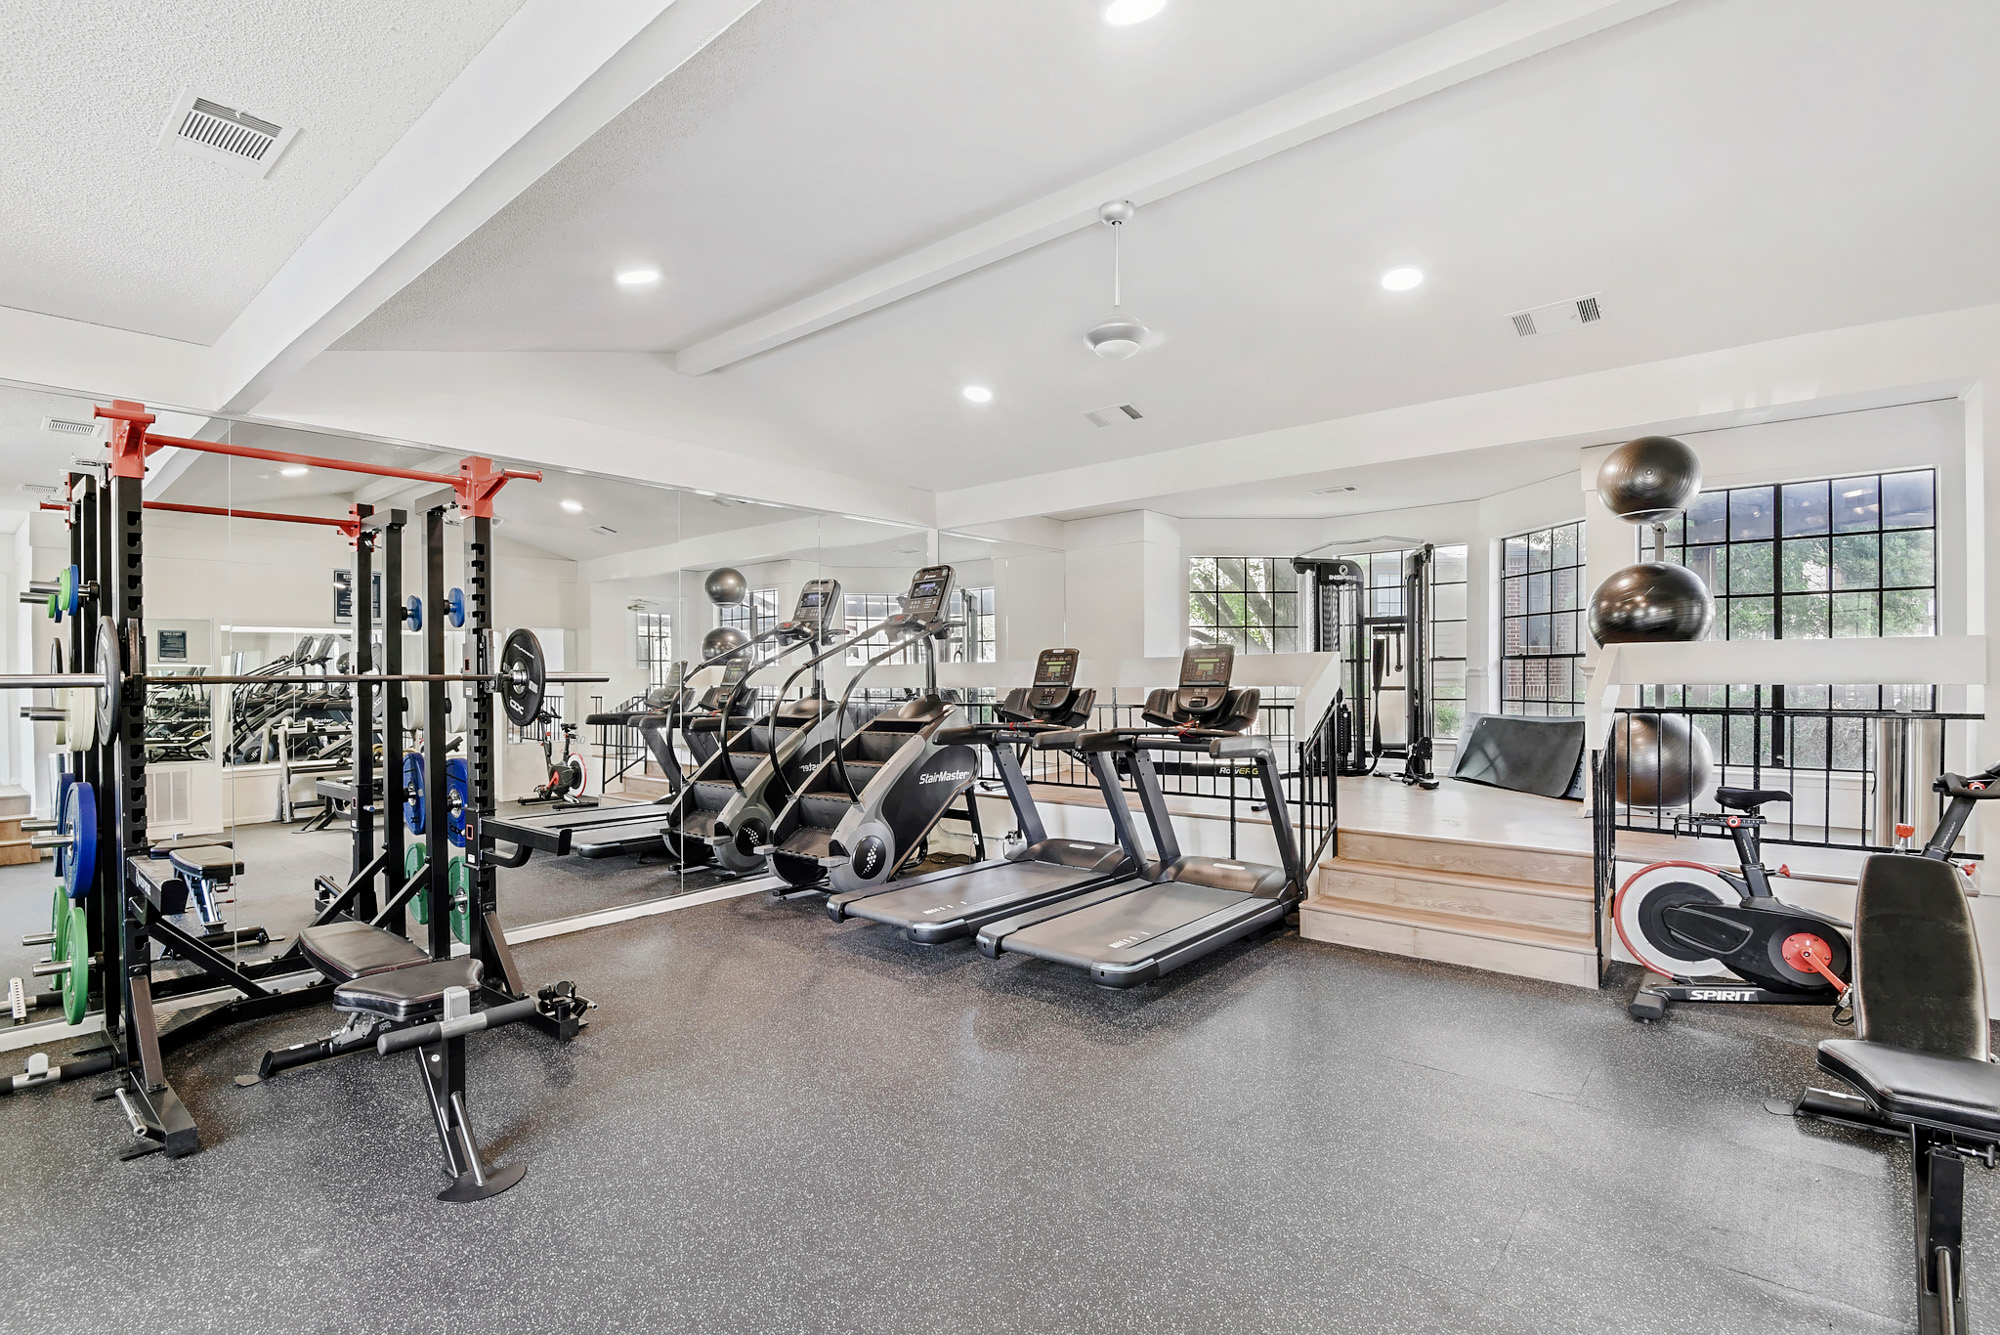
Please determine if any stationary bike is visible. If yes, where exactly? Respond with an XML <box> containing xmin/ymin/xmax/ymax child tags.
<box><xmin>527</xmin><ymin>709</ymin><xmax>588</xmax><ymax>805</ymax></box>
<box><xmin>1619</xmin><ymin>768</ymin><xmax>1996</xmax><ymax>1021</ymax></box>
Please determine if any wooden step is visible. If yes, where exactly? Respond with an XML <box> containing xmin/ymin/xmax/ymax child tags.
<box><xmin>0</xmin><ymin>836</ymin><xmax>41</xmax><ymax>867</ymax></box>
<box><xmin>1314</xmin><ymin>858</ymin><xmax>1592</xmax><ymax>934</ymax></box>
<box><xmin>1335</xmin><ymin>827</ymin><xmax>1592</xmax><ymax>888</ymax></box>
<box><xmin>1299</xmin><ymin>894</ymin><xmax>1598</xmax><ymax>989</ymax></box>
<box><xmin>0</xmin><ymin>786</ymin><xmax>29</xmax><ymax>819</ymax></box>
<box><xmin>619</xmin><ymin>774</ymin><xmax>674</xmax><ymax>799</ymax></box>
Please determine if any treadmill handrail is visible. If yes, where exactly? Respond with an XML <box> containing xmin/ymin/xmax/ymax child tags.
<box><xmin>828</xmin><ymin>618</ymin><xmax>948</xmax><ymax>802</ymax></box>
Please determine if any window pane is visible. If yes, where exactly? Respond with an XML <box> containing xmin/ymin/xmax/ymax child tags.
<box><xmin>1883</xmin><ymin>589</ymin><xmax>1934</xmax><ymax>636</ymax></box>
<box><xmin>1781</xmin><ymin>592</ymin><xmax>1830</xmax><ymax>639</ymax></box>
<box><xmin>1781</xmin><ymin>480</ymin><xmax>1830</xmax><ymax>537</ymax></box>
<box><xmin>1729</xmin><ymin>543</ymin><xmax>1774</xmax><ymax>595</ymax></box>
<box><xmin>1882</xmin><ymin>529</ymin><xmax>1934</xmax><ymax>588</ymax></box>
<box><xmin>1831</xmin><ymin>534</ymin><xmax>1879</xmax><ymax>590</ymax></box>
<box><xmin>1552</xmin><ymin>523</ymin><xmax>1579</xmax><ymax>570</ymax></box>
<box><xmin>1729</xmin><ymin>597</ymin><xmax>1774</xmax><ymax>640</ymax></box>
<box><xmin>1731</xmin><ymin>486</ymin><xmax>1776</xmax><ymax>541</ymax></box>
<box><xmin>1525</xmin><ymin>615</ymin><xmax>1551</xmax><ymax>652</ymax></box>
<box><xmin>1432</xmin><ymin>620</ymin><xmax>1467</xmax><ymax>658</ymax></box>
<box><xmin>1553</xmin><ymin>611</ymin><xmax>1579</xmax><ymax>655</ymax></box>
<box><xmin>1528</xmin><ymin>529</ymin><xmax>1552</xmax><ymax>573</ymax></box>
<box><xmin>1434</xmin><ymin>545</ymin><xmax>1468</xmax><ymax>583</ymax></box>
<box><xmin>1527</xmin><ymin>572</ymin><xmax>1551</xmax><ymax>614</ymax></box>
<box><xmin>1832</xmin><ymin>590</ymin><xmax>1879</xmax><ymax>637</ymax></box>
<box><xmin>1552</xmin><ymin>566</ymin><xmax>1578</xmax><ymax>612</ymax></box>
<box><xmin>1684</xmin><ymin>490</ymin><xmax>1727</xmax><ymax>544</ymax></box>
<box><xmin>1682</xmin><ymin>544</ymin><xmax>1724</xmax><ymax>594</ymax></box>
<box><xmin>1780</xmin><ymin>537</ymin><xmax>1830</xmax><ymax>593</ymax></box>
<box><xmin>1881</xmin><ymin>471</ymin><xmax>1935</xmax><ymax>530</ymax></box>
<box><xmin>1432</xmin><ymin>582</ymin><xmax>1466</xmax><ymax>621</ymax></box>
<box><xmin>1833</xmin><ymin>477</ymin><xmax>1880</xmax><ymax>533</ymax></box>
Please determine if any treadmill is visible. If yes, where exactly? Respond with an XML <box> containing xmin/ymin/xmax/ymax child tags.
<box><xmin>825</xmin><ymin>648</ymin><xmax>1142</xmax><ymax>943</ymax></box>
<box><xmin>976</xmin><ymin>645</ymin><xmax>1306</xmax><ymax>988</ymax></box>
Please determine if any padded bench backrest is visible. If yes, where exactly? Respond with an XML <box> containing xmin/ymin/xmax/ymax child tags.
<box><xmin>1852</xmin><ymin>852</ymin><xmax>1989</xmax><ymax>1060</ymax></box>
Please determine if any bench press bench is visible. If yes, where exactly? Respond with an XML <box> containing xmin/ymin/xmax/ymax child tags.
<box><xmin>251</xmin><ymin>917</ymin><xmax>587</xmax><ymax>1201</ymax></box>
<box><xmin>1790</xmin><ymin>849</ymin><xmax>2000</xmax><ymax>1334</ymax></box>
<box><xmin>132</xmin><ymin>840</ymin><xmax>272</xmax><ymax>950</ymax></box>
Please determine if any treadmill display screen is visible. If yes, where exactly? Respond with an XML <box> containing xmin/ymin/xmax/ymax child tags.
<box><xmin>1181</xmin><ymin>646</ymin><xmax>1233</xmax><ymax>687</ymax></box>
<box><xmin>1034</xmin><ymin>649</ymin><xmax>1078</xmax><ymax>688</ymax></box>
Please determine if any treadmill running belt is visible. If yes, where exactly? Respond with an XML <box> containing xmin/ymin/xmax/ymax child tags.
<box><xmin>844</xmin><ymin>861</ymin><xmax>1106</xmax><ymax>939</ymax></box>
<box><xmin>1002</xmin><ymin>882</ymin><xmax>1252</xmax><ymax>969</ymax></box>
<box><xmin>570</xmin><ymin>814</ymin><xmax>684</xmax><ymax>858</ymax></box>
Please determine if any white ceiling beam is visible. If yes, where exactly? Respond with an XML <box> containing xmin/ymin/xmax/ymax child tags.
<box><xmin>672</xmin><ymin>0</ymin><xmax>1683</xmax><ymax>377</ymax></box>
<box><xmin>210</xmin><ymin>0</ymin><xmax>766</xmax><ymax>414</ymax></box>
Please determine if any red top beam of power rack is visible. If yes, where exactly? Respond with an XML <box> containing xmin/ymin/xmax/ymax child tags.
<box><xmin>91</xmin><ymin>400</ymin><xmax>540</xmax><ymax>513</ymax></box>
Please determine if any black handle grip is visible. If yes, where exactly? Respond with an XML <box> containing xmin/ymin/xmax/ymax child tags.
<box><xmin>1934</xmin><ymin>773</ymin><xmax>2000</xmax><ymax>801</ymax></box>
<box><xmin>375</xmin><ymin>997</ymin><xmax>537</xmax><ymax>1056</ymax></box>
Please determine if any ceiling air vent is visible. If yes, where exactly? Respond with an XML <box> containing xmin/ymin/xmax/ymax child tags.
<box><xmin>42</xmin><ymin>417</ymin><xmax>99</xmax><ymax>439</ymax></box>
<box><xmin>18</xmin><ymin>483</ymin><xmax>56</xmax><ymax>496</ymax></box>
<box><xmin>1082</xmin><ymin>403</ymin><xmax>1144</xmax><ymax>428</ymax></box>
<box><xmin>1311</xmin><ymin>485</ymin><xmax>1357</xmax><ymax>496</ymax></box>
<box><xmin>157</xmin><ymin>88</ymin><xmax>298</xmax><ymax>178</ymax></box>
<box><xmin>1509</xmin><ymin>293</ymin><xmax>1604</xmax><ymax>338</ymax></box>
<box><xmin>592</xmin><ymin>525</ymin><xmax>619</xmax><ymax>537</ymax></box>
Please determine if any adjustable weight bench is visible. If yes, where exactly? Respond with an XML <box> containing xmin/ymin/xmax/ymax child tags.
<box><xmin>137</xmin><ymin>840</ymin><xmax>272</xmax><ymax>952</ymax></box>
<box><xmin>248</xmin><ymin>919</ymin><xmax>588</xmax><ymax>1201</ymax></box>
<box><xmin>1790</xmin><ymin>851</ymin><xmax>2000</xmax><ymax>1334</ymax></box>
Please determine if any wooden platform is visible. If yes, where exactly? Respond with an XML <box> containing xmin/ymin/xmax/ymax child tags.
<box><xmin>0</xmin><ymin>786</ymin><xmax>35</xmax><ymax>866</ymax></box>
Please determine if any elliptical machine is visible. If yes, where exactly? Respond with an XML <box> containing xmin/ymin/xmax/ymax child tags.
<box><xmin>1620</xmin><ymin>766</ymin><xmax>1997</xmax><ymax>1021</ymax></box>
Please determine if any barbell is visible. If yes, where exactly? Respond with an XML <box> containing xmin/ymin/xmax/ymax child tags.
<box><xmin>13</xmin><ymin>622</ymin><xmax>596</xmax><ymax>729</ymax></box>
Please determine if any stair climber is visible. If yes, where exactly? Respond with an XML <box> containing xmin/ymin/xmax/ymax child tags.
<box><xmin>760</xmin><ymin>565</ymin><xmax>981</xmax><ymax>895</ymax></box>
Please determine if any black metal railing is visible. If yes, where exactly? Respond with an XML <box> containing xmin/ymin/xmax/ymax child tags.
<box><xmin>1604</xmin><ymin>696</ymin><xmax>1981</xmax><ymax>853</ymax></box>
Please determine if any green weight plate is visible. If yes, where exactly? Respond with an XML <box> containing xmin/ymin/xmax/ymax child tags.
<box><xmin>406</xmin><ymin>843</ymin><xmax>430</xmax><ymax>924</ymax></box>
<box><xmin>56</xmin><ymin>565</ymin><xmax>75</xmax><ymax>614</ymax></box>
<box><xmin>448</xmin><ymin>857</ymin><xmax>472</xmax><ymax>945</ymax></box>
<box><xmin>50</xmin><ymin>885</ymin><xmax>69</xmax><ymax>960</ymax></box>
<box><xmin>60</xmin><ymin>902</ymin><xmax>88</xmax><ymax>1025</ymax></box>
<box><xmin>46</xmin><ymin>592</ymin><xmax>58</xmax><ymax>622</ymax></box>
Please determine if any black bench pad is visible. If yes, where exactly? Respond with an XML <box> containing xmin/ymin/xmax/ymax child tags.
<box><xmin>334</xmin><ymin>959</ymin><xmax>484</xmax><ymax>1021</ymax></box>
<box><xmin>1819</xmin><ymin>1039</ymin><xmax>2000</xmax><ymax>1139</ymax></box>
<box><xmin>148</xmin><ymin>836</ymin><xmax>232</xmax><ymax>860</ymax></box>
<box><xmin>167</xmin><ymin>848</ymin><xmax>243</xmax><ymax>881</ymax></box>
<box><xmin>298</xmin><ymin>921</ymin><xmax>429</xmax><ymax>983</ymax></box>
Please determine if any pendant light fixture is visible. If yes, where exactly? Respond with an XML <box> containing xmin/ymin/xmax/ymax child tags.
<box><xmin>1085</xmin><ymin>200</ymin><xmax>1152</xmax><ymax>360</ymax></box>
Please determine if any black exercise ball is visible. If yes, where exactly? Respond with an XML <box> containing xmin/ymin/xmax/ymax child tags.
<box><xmin>1613</xmin><ymin>711</ymin><xmax>1714</xmax><ymax>809</ymax></box>
<box><xmin>1588</xmin><ymin>562</ymin><xmax>1715</xmax><ymax>645</ymax></box>
<box><xmin>1596</xmin><ymin>435</ymin><xmax>1702</xmax><ymax>523</ymax></box>
<box><xmin>704</xmin><ymin>567</ymin><xmax>747</xmax><ymax>606</ymax></box>
<box><xmin>701</xmin><ymin>626</ymin><xmax>749</xmax><ymax>660</ymax></box>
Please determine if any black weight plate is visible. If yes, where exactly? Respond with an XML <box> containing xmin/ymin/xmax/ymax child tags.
<box><xmin>499</xmin><ymin>628</ymin><xmax>546</xmax><ymax>728</ymax></box>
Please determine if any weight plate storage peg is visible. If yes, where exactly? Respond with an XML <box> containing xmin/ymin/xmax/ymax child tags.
<box><xmin>402</xmin><ymin>753</ymin><xmax>426</xmax><ymax>835</ymax></box>
<box><xmin>445</xmin><ymin>587</ymin><xmax>465</xmax><ymax>629</ymax></box>
<box><xmin>499</xmin><ymin>628</ymin><xmax>546</xmax><ymax>728</ymax></box>
<box><xmin>404</xmin><ymin>595</ymin><xmax>422</xmax><ymax>632</ymax></box>
<box><xmin>61</xmin><ymin>781</ymin><xmax>96</xmax><ymax>900</ymax></box>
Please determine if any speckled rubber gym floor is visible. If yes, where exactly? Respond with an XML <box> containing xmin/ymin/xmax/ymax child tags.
<box><xmin>3</xmin><ymin>824</ymin><xmax>1985</xmax><ymax>1334</ymax></box>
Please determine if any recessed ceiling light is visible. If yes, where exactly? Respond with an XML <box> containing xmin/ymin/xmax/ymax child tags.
<box><xmin>280</xmin><ymin>465</ymin><xmax>309</xmax><ymax>478</ymax></box>
<box><xmin>962</xmin><ymin>385</ymin><xmax>994</xmax><ymax>404</ymax></box>
<box><xmin>560</xmin><ymin>498</ymin><xmax>584</xmax><ymax>513</ymax></box>
<box><xmin>1380</xmin><ymin>267</ymin><xmax>1424</xmax><ymax>292</ymax></box>
<box><xmin>1104</xmin><ymin>0</ymin><xmax>1166</xmax><ymax>24</ymax></box>
<box><xmin>615</xmin><ymin>268</ymin><xmax>661</xmax><ymax>287</ymax></box>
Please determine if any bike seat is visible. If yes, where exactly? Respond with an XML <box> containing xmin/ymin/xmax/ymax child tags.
<box><xmin>1715</xmin><ymin>786</ymin><xmax>1790</xmax><ymax>811</ymax></box>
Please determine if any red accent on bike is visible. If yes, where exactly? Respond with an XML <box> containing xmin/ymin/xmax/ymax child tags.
<box><xmin>1896</xmin><ymin>823</ymin><xmax>1916</xmax><ymax>841</ymax></box>
<box><xmin>1777</xmin><ymin>864</ymin><xmax>1791</xmax><ymax>877</ymax></box>
<box><xmin>1781</xmin><ymin>933</ymin><xmax>1847</xmax><ymax>994</ymax></box>
<box><xmin>1611</xmin><ymin>861</ymin><xmax>1732</xmax><ymax>977</ymax></box>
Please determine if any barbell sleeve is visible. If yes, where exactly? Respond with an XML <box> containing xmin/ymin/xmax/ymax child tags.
<box><xmin>28</xmin><ymin>835</ymin><xmax>70</xmax><ymax>850</ymax></box>
<box><xmin>31</xmin><ymin>959</ymin><xmax>72</xmax><ymax>977</ymax></box>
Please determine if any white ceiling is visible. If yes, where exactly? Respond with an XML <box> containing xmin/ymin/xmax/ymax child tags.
<box><xmin>341</xmin><ymin>0</ymin><xmax>1499</xmax><ymax>353</ymax></box>
<box><xmin>318</xmin><ymin>0</ymin><xmax>2000</xmax><ymax>499</ymax></box>
<box><xmin>0</xmin><ymin>0</ymin><xmax>524</xmax><ymax>344</ymax></box>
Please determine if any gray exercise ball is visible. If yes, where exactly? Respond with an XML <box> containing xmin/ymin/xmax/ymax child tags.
<box><xmin>1596</xmin><ymin>435</ymin><xmax>1702</xmax><ymax>523</ymax></box>
<box><xmin>1588</xmin><ymin>562</ymin><xmax>1715</xmax><ymax>645</ymax></box>
<box><xmin>1613</xmin><ymin>711</ymin><xmax>1714</xmax><ymax>809</ymax></box>
<box><xmin>704</xmin><ymin>567</ymin><xmax>748</xmax><ymax>606</ymax></box>
<box><xmin>701</xmin><ymin>626</ymin><xmax>749</xmax><ymax>660</ymax></box>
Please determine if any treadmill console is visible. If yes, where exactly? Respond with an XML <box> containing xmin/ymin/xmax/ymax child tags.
<box><xmin>890</xmin><ymin>564</ymin><xmax>956</xmax><ymax>631</ymax></box>
<box><xmin>1025</xmin><ymin>648</ymin><xmax>1079</xmax><ymax>713</ymax></box>
<box><xmin>1140</xmin><ymin>645</ymin><xmax>1256</xmax><ymax>730</ymax></box>
<box><xmin>779</xmin><ymin>578</ymin><xmax>843</xmax><ymax>638</ymax></box>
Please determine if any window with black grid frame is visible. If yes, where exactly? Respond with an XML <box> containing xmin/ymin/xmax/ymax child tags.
<box><xmin>1500</xmin><ymin>521</ymin><xmax>1587</xmax><ymax>716</ymax></box>
<box><xmin>845</xmin><ymin>593</ymin><xmax>921</xmax><ymax>666</ymax></box>
<box><xmin>634</xmin><ymin>609</ymin><xmax>673</xmax><ymax>688</ymax></box>
<box><xmin>1193</xmin><ymin>549</ymin><xmax>1467</xmax><ymax>737</ymax></box>
<box><xmin>951</xmin><ymin>587</ymin><xmax>995</xmax><ymax>663</ymax></box>
<box><xmin>718</xmin><ymin>587</ymin><xmax>779</xmax><ymax>660</ymax></box>
<box><xmin>1641</xmin><ymin>468</ymin><xmax>1939</xmax><ymax>744</ymax></box>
